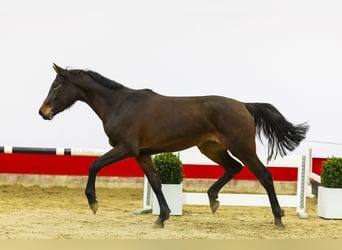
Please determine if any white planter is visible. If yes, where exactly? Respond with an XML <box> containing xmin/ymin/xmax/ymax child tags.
<box><xmin>152</xmin><ymin>183</ymin><xmax>183</xmax><ymax>216</ymax></box>
<box><xmin>318</xmin><ymin>186</ymin><xmax>342</xmax><ymax>219</ymax></box>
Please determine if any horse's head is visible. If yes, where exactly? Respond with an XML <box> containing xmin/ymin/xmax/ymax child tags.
<box><xmin>39</xmin><ymin>64</ymin><xmax>83</xmax><ymax>120</ymax></box>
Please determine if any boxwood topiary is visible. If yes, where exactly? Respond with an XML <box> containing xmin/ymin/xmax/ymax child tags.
<box><xmin>321</xmin><ymin>157</ymin><xmax>342</xmax><ymax>188</ymax></box>
<box><xmin>153</xmin><ymin>152</ymin><xmax>183</xmax><ymax>184</ymax></box>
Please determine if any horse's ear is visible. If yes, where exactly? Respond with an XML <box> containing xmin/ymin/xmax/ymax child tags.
<box><xmin>53</xmin><ymin>63</ymin><xmax>66</xmax><ymax>76</ymax></box>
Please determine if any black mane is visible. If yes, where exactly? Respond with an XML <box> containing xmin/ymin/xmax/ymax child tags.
<box><xmin>85</xmin><ymin>70</ymin><xmax>125</xmax><ymax>90</ymax></box>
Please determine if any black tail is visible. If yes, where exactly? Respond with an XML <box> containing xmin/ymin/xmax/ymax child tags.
<box><xmin>245</xmin><ymin>103</ymin><xmax>309</xmax><ymax>161</ymax></box>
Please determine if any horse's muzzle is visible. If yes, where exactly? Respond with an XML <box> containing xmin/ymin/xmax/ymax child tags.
<box><xmin>39</xmin><ymin>104</ymin><xmax>54</xmax><ymax>120</ymax></box>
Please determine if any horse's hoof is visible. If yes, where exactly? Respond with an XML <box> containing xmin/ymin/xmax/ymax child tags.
<box><xmin>89</xmin><ymin>201</ymin><xmax>99</xmax><ymax>215</ymax></box>
<box><xmin>210</xmin><ymin>200</ymin><xmax>220</xmax><ymax>214</ymax></box>
<box><xmin>274</xmin><ymin>224</ymin><xmax>285</xmax><ymax>230</ymax></box>
<box><xmin>153</xmin><ymin>219</ymin><xmax>164</xmax><ymax>228</ymax></box>
<box><xmin>274</xmin><ymin>218</ymin><xmax>285</xmax><ymax>229</ymax></box>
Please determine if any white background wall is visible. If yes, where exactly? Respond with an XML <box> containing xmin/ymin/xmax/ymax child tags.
<box><xmin>1</xmin><ymin>0</ymin><xmax>342</xmax><ymax>157</ymax></box>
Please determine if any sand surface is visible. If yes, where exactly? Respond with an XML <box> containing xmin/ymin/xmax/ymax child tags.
<box><xmin>0</xmin><ymin>185</ymin><xmax>341</xmax><ymax>239</ymax></box>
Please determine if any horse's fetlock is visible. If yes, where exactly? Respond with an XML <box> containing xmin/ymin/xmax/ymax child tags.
<box><xmin>207</xmin><ymin>190</ymin><xmax>218</xmax><ymax>200</ymax></box>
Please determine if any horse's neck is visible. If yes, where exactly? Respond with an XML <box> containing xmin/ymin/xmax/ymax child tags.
<box><xmin>79</xmin><ymin>81</ymin><xmax>128</xmax><ymax>120</ymax></box>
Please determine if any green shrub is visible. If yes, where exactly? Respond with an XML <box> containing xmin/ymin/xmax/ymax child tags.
<box><xmin>321</xmin><ymin>157</ymin><xmax>342</xmax><ymax>188</ymax></box>
<box><xmin>153</xmin><ymin>152</ymin><xmax>183</xmax><ymax>184</ymax></box>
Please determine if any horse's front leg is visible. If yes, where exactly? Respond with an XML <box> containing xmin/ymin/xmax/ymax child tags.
<box><xmin>135</xmin><ymin>155</ymin><xmax>170</xmax><ymax>228</ymax></box>
<box><xmin>85</xmin><ymin>146</ymin><xmax>132</xmax><ymax>214</ymax></box>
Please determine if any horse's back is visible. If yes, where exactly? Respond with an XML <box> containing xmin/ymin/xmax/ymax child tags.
<box><xmin>143</xmin><ymin>93</ymin><xmax>254</xmax><ymax>134</ymax></box>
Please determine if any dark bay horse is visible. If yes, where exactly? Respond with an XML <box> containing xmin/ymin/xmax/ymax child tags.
<box><xmin>39</xmin><ymin>64</ymin><xmax>308</xmax><ymax>228</ymax></box>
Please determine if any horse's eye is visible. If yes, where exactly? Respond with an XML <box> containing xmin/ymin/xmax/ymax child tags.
<box><xmin>53</xmin><ymin>84</ymin><xmax>62</xmax><ymax>90</ymax></box>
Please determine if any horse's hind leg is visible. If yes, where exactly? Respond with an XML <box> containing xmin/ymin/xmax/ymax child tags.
<box><xmin>233</xmin><ymin>152</ymin><xmax>285</xmax><ymax>228</ymax></box>
<box><xmin>198</xmin><ymin>141</ymin><xmax>242</xmax><ymax>213</ymax></box>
